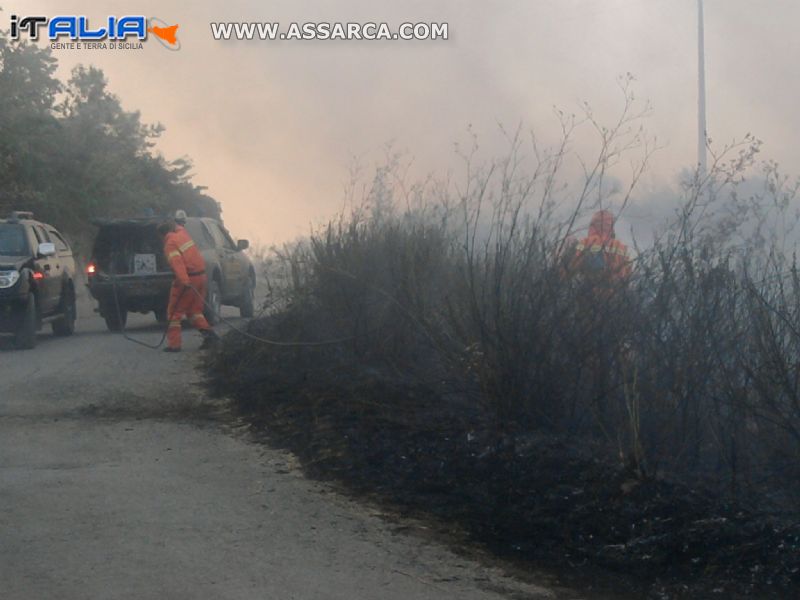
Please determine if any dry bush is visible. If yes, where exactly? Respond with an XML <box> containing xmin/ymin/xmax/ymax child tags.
<box><xmin>222</xmin><ymin>81</ymin><xmax>800</xmax><ymax>507</ymax></box>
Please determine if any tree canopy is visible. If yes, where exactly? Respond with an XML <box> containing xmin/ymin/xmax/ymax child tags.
<box><xmin>0</xmin><ymin>31</ymin><xmax>220</xmax><ymax>254</ymax></box>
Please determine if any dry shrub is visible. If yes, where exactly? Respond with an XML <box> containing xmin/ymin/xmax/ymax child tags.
<box><xmin>214</xmin><ymin>81</ymin><xmax>800</xmax><ymax>508</ymax></box>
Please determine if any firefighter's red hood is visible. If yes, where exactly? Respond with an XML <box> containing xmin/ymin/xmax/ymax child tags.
<box><xmin>588</xmin><ymin>210</ymin><xmax>615</xmax><ymax>242</ymax></box>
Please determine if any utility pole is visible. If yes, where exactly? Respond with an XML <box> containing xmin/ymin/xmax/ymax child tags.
<box><xmin>697</xmin><ymin>0</ymin><xmax>708</xmax><ymax>177</ymax></box>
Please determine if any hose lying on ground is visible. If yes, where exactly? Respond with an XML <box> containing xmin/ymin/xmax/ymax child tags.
<box><xmin>110</xmin><ymin>275</ymin><xmax>354</xmax><ymax>349</ymax></box>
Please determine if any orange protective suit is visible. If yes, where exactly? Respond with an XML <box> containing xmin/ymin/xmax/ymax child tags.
<box><xmin>572</xmin><ymin>210</ymin><xmax>631</xmax><ymax>282</ymax></box>
<box><xmin>163</xmin><ymin>225</ymin><xmax>211</xmax><ymax>350</ymax></box>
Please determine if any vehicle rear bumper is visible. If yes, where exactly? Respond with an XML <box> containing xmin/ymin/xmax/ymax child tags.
<box><xmin>88</xmin><ymin>273</ymin><xmax>173</xmax><ymax>312</ymax></box>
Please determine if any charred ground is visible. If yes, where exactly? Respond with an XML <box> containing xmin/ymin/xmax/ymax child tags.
<box><xmin>207</xmin><ymin>322</ymin><xmax>800</xmax><ymax>599</ymax></box>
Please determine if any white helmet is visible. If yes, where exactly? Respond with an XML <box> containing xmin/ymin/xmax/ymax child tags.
<box><xmin>174</xmin><ymin>209</ymin><xmax>187</xmax><ymax>224</ymax></box>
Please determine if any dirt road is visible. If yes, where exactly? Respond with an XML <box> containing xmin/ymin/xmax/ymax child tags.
<box><xmin>0</xmin><ymin>291</ymin><xmax>569</xmax><ymax>600</ymax></box>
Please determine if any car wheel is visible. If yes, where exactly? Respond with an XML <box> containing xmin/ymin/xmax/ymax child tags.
<box><xmin>14</xmin><ymin>293</ymin><xmax>37</xmax><ymax>350</ymax></box>
<box><xmin>52</xmin><ymin>285</ymin><xmax>77</xmax><ymax>336</ymax></box>
<box><xmin>102</xmin><ymin>299</ymin><xmax>128</xmax><ymax>332</ymax></box>
<box><xmin>204</xmin><ymin>278</ymin><xmax>222</xmax><ymax>326</ymax></box>
<box><xmin>239</xmin><ymin>274</ymin><xmax>255</xmax><ymax>318</ymax></box>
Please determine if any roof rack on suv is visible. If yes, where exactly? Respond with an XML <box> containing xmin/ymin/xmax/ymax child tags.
<box><xmin>7</xmin><ymin>211</ymin><xmax>34</xmax><ymax>222</ymax></box>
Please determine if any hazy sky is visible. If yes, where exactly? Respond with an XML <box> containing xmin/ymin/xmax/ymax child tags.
<box><xmin>4</xmin><ymin>1</ymin><xmax>799</xmax><ymax>244</ymax></box>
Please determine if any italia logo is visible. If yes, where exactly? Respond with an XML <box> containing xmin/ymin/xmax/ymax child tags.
<box><xmin>9</xmin><ymin>15</ymin><xmax>180</xmax><ymax>50</ymax></box>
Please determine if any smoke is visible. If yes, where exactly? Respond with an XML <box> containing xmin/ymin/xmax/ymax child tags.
<box><xmin>4</xmin><ymin>0</ymin><xmax>800</xmax><ymax>245</ymax></box>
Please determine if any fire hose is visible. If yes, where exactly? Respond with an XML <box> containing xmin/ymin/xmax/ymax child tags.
<box><xmin>110</xmin><ymin>274</ymin><xmax>354</xmax><ymax>349</ymax></box>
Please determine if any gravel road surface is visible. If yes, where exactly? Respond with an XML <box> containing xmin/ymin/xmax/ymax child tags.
<box><xmin>0</xmin><ymin>290</ymin><xmax>579</xmax><ymax>600</ymax></box>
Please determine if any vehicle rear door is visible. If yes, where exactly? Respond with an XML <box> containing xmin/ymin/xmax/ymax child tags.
<box><xmin>30</xmin><ymin>225</ymin><xmax>60</xmax><ymax>312</ymax></box>
<box><xmin>184</xmin><ymin>218</ymin><xmax>217</xmax><ymax>275</ymax></box>
<box><xmin>206</xmin><ymin>221</ymin><xmax>244</xmax><ymax>299</ymax></box>
<box><xmin>47</xmin><ymin>227</ymin><xmax>75</xmax><ymax>279</ymax></box>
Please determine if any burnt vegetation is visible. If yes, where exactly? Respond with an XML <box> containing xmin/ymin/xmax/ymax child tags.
<box><xmin>209</xmin><ymin>79</ymin><xmax>800</xmax><ymax>598</ymax></box>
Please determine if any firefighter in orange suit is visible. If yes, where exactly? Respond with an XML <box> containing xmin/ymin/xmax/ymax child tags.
<box><xmin>568</xmin><ymin>210</ymin><xmax>632</xmax><ymax>425</ymax></box>
<box><xmin>157</xmin><ymin>219</ymin><xmax>219</xmax><ymax>352</ymax></box>
<box><xmin>571</xmin><ymin>210</ymin><xmax>631</xmax><ymax>284</ymax></box>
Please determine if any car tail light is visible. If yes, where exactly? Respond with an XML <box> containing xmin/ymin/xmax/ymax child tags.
<box><xmin>86</xmin><ymin>262</ymin><xmax>97</xmax><ymax>275</ymax></box>
<box><xmin>32</xmin><ymin>271</ymin><xmax>44</xmax><ymax>281</ymax></box>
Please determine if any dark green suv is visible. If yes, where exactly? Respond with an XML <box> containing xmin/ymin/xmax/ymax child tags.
<box><xmin>0</xmin><ymin>211</ymin><xmax>78</xmax><ymax>349</ymax></box>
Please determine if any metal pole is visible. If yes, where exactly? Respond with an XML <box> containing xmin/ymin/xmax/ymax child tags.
<box><xmin>697</xmin><ymin>0</ymin><xmax>708</xmax><ymax>177</ymax></box>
